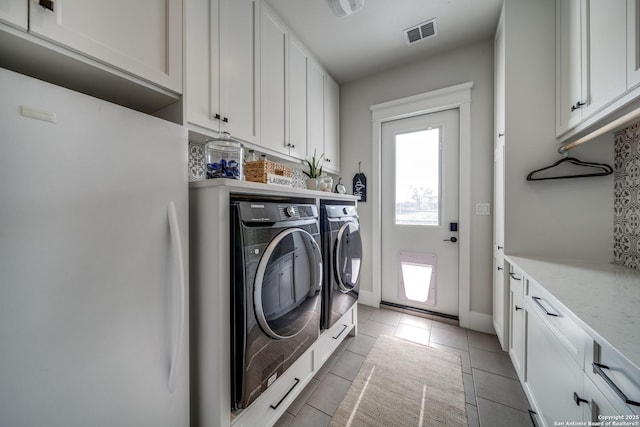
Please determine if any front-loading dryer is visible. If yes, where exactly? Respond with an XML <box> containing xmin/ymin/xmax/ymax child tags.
<box><xmin>230</xmin><ymin>199</ymin><xmax>322</xmax><ymax>411</ymax></box>
<box><xmin>320</xmin><ymin>203</ymin><xmax>362</xmax><ymax>330</ymax></box>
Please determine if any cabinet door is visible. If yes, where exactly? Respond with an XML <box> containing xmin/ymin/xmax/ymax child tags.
<box><xmin>0</xmin><ymin>0</ymin><xmax>27</xmax><ymax>30</ymax></box>
<box><xmin>492</xmin><ymin>255</ymin><xmax>507</xmax><ymax>350</ymax></box>
<box><xmin>556</xmin><ymin>0</ymin><xmax>584</xmax><ymax>136</ymax></box>
<box><xmin>581</xmin><ymin>0</ymin><xmax>626</xmax><ymax>118</ymax></box>
<box><xmin>259</xmin><ymin>3</ymin><xmax>288</xmax><ymax>155</ymax></box>
<box><xmin>527</xmin><ymin>307</ymin><xmax>584</xmax><ymax>426</ymax></box>
<box><xmin>29</xmin><ymin>0</ymin><xmax>182</xmax><ymax>93</ymax></box>
<box><xmin>288</xmin><ymin>37</ymin><xmax>308</xmax><ymax>160</ymax></box>
<box><xmin>508</xmin><ymin>270</ymin><xmax>525</xmax><ymax>380</ymax></box>
<box><xmin>220</xmin><ymin>0</ymin><xmax>259</xmax><ymax>144</ymax></box>
<box><xmin>628</xmin><ymin>0</ymin><xmax>640</xmax><ymax>88</ymax></box>
<box><xmin>324</xmin><ymin>75</ymin><xmax>340</xmax><ymax>173</ymax></box>
<box><xmin>307</xmin><ymin>57</ymin><xmax>325</xmax><ymax>161</ymax></box>
<box><xmin>186</xmin><ymin>0</ymin><xmax>220</xmax><ymax>132</ymax></box>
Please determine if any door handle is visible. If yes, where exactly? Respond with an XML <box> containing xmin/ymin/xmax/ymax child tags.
<box><xmin>443</xmin><ymin>236</ymin><xmax>457</xmax><ymax>243</ymax></box>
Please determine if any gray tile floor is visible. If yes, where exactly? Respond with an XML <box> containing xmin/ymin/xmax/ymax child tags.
<box><xmin>275</xmin><ymin>304</ymin><xmax>533</xmax><ymax>427</ymax></box>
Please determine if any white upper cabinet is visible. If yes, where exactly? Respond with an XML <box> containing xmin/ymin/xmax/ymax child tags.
<box><xmin>307</xmin><ymin>57</ymin><xmax>325</xmax><ymax>162</ymax></box>
<box><xmin>556</xmin><ymin>0</ymin><xmax>628</xmax><ymax>138</ymax></box>
<box><xmin>259</xmin><ymin>3</ymin><xmax>288</xmax><ymax>155</ymax></box>
<box><xmin>556</xmin><ymin>0</ymin><xmax>584</xmax><ymax>135</ymax></box>
<box><xmin>186</xmin><ymin>0</ymin><xmax>259</xmax><ymax>144</ymax></box>
<box><xmin>186</xmin><ymin>0</ymin><xmax>340</xmax><ymax>169</ymax></box>
<box><xmin>220</xmin><ymin>0</ymin><xmax>259</xmax><ymax>143</ymax></box>
<box><xmin>581</xmin><ymin>0</ymin><xmax>626</xmax><ymax>117</ymax></box>
<box><xmin>29</xmin><ymin>0</ymin><xmax>182</xmax><ymax>93</ymax></box>
<box><xmin>324</xmin><ymin>75</ymin><xmax>340</xmax><ymax>173</ymax></box>
<box><xmin>288</xmin><ymin>37</ymin><xmax>308</xmax><ymax>160</ymax></box>
<box><xmin>627</xmin><ymin>0</ymin><xmax>640</xmax><ymax>89</ymax></box>
<box><xmin>306</xmin><ymin>56</ymin><xmax>341</xmax><ymax>173</ymax></box>
<box><xmin>0</xmin><ymin>0</ymin><xmax>27</xmax><ymax>30</ymax></box>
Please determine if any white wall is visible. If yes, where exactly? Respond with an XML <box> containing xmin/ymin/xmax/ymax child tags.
<box><xmin>503</xmin><ymin>0</ymin><xmax>614</xmax><ymax>261</ymax></box>
<box><xmin>341</xmin><ymin>39</ymin><xmax>495</xmax><ymax>317</ymax></box>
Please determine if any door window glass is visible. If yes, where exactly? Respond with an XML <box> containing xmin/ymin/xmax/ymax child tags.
<box><xmin>394</xmin><ymin>128</ymin><xmax>441</xmax><ymax>226</ymax></box>
<box><xmin>257</xmin><ymin>229</ymin><xmax>321</xmax><ymax>338</ymax></box>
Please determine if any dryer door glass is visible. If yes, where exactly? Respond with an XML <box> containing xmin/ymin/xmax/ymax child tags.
<box><xmin>334</xmin><ymin>221</ymin><xmax>362</xmax><ymax>292</ymax></box>
<box><xmin>254</xmin><ymin>228</ymin><xmax>322</xmax><ymax>339</ymax></box>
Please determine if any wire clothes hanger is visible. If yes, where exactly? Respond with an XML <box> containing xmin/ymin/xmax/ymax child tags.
<box><xmin>526</xmin><ymin>156</ymin><xmax>613</xmax><ymax>181</ymax></box>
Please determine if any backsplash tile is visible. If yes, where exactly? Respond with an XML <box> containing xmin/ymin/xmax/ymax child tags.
<box><xmin>614</xmin><ymin>122</ymin><xmax>640</xmax><ymax>269</ymax></box>
<box><xmin>187</xmin><ymin>141</ymin><xmax>310</xmax><ymax>190</ymax></box>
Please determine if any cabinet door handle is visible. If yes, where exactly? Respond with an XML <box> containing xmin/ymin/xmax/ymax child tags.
<box><xmin>497</xmin><ymin>266</ymin><xmax>504</xmax><ymax>271</ymax></box>
<box><xmin>332</xmin><ymin>324</ymin><xmax>348</xmax><ymax>340</ymax></box>
<box><xmin>498</xmin><ymin>133</ymin><xmax>504</xmax><ymax>137</ymax></box>
<box><xmin>532</xmin><ymin>296</ymin><xmax>558</xmax><ymax>317</ymax></box>
<box><xmin>515</xmin><ymin>305</ymin><xmax>523</xmax><ymax>311</ymax></box>
<box><xmin>39</xmin><ymin>0</ymin><xmax>54</xmax><ymax>11</ymax></box>
<box><xmin>573</xmin><ymin>392</ymin><xmax>588</xmax><ymax>406</ymax></box>
<box><xmin>222</xmin><ymin>117</ymin><xmax>228</xmax><ymax>123</ymax></box>
<box><xmin>269</xmin><ymin>378</ymin><xmax>300</xmax><ymax>410</ymax></box>
<box><xmin>570</xmin><ymin>101</ymin><xmax>585</xmax><ymax>112</ymax></box>
<box><xmin>509</xmin><ymin>272</ymin><xmax>521</xmax><ymax>280</ymax></box>
<box><xmin>592</xmin><ymin>363</ymin><xmax>640</xmax><ymax>407</ymax></box>
<box><xmin>214</xmin><ymin>113</ymin><xmax>221</xmax><ymax>120</ymax></box>
<box><xmin>497</xmin><ymin>245</ymin><xmax>503</xmax><ymax>250</ymax></box>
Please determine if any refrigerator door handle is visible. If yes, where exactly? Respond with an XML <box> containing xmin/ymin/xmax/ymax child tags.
<box><xmin>167</xmin><ymin>201</ymin><xmax>186</xmax><ymax>393</ymax></box>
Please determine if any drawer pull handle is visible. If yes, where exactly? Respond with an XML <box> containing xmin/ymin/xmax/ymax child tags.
<box><xmin>532</xmin><ymin>296</ymin><xmax>558</xmax><ymax>317</ymax></box>
<box><xmin>332</xmin><ymin>324</ymin><xmax>348</xmax><ymax>340</ymax></box>
<box><xmin>528</xmin><ymin>410</ymin><xmax>539</xmax><ymax>427</ymax></box>
<box><xmin>269</xmin><ymin>377</ymin><xmax>300</xmax><ymax>410</ymax></box>
<box><xmin>592</xmin><ymin>363</ymin><xmax>640</xmax><ymax>407</ymax></box>
<box><xmin>509</xmin><ymin>272</ymin><xmax>521</xmax><ymax>280</ymax></box>
<box><xmin>39</xmin><ymin>0</ymin><xmax>54</xmax><ymax>11</ymax></box>
<box><xmin>573</xmin><ymin>392</ymin><xmax>588</xmax><ymax>406</ymax></box>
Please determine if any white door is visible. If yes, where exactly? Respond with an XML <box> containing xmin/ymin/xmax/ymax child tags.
<box><xmin>381</xmin><ymin>109</ymin><xmax>460</xmax><ymax>317</ymax></box>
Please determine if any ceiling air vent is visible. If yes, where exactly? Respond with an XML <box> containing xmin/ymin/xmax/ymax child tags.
<box><xmin>404</xmin><ymin>18</ymin><xmax>437</xmax><ymax>46</ymax></box>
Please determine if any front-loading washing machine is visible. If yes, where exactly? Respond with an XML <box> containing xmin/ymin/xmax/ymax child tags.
<box><xmin>230</xmin><ymin>199</ymin><xmax>322</xmax><ymax>411</ymax></box>
<box><xmin>320</xmin><ymin>203</ymin><xmax>363</xmax><ymax>330</ymax></box>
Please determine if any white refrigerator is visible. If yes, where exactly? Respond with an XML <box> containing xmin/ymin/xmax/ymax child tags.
<box><xmin>0</xmin><ymin>68</ymin><xmax>189</xmax><ymax>427</ymax></box>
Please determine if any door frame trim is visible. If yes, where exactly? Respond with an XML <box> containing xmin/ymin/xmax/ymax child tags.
<box><xmin>369</xmin><ymin>82</ymin><xmax>473</xmax><ymax>329</ymax></box>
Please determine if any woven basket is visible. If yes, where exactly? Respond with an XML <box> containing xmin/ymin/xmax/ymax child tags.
<box><xmin>244</xmin><ymin>160</ymin><xmax>293</xmax><ymax>183</ymax></box>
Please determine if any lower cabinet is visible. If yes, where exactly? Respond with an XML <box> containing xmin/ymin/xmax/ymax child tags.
<box><xmin>504</xmin><ymin>258</ymin><xmax>639</xmax><ymax>427</ymax></box>
<box><xmin>526</xmin><ymin>302</ymin><xmax>584</xmax><ymax>426</ymax></box>
<box><xmin>231</xmin><ymin>305</ymin><xmax>356</xmax><ymax>427</ymax></box>
<box><xmin>314</xmin><ymin>305</ymin><xmax>357</xmax><ymax>371</ymax></box>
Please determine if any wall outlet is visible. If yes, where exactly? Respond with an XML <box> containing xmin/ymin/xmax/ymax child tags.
<box><xmin>475</xmin><ymin>203</ymin><xmax>490</xmax><ymax>215</ymax></box>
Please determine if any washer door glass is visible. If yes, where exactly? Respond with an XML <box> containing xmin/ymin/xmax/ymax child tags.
<box><xmin>334</xmin><ymin>221</ymin><xmax>362</xmax><ymax>292</ymax></box>
<box><xmin>254</xmin><ymin>228</ymin><xmax>322</xmax><ymax>339</ymax></box>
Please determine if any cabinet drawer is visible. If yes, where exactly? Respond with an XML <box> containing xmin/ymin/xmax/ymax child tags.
<box><xmin>526</xmin><ymin>279</ymin><xmax>588</xmax><ymax>368</ymax></box>
<box><xmin>314</xmin><ymin>306</ymin><xmax>356</xmax><ymax>371</ymax></box>
<box><xmin>587</xmin><ymin>341</ymin><xmax>640</xmax><ymax>416</ymax></box>
<box><xmin>582</xmin><ymin>374</ymin><xmax>621</xmax><ymax>422</ymax></box>
<box><xmin>231</xmin><ymin>348</ymin><xmax>315</xmax><ymax>427</ymax></box>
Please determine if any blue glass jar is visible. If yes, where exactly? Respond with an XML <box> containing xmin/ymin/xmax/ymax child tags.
<box><xmin>204</xmin><ymin>133</ymin><xmax>243</xmax><ymax>180</ymax></box>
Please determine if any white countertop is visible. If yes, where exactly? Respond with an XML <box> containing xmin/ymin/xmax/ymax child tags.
<box><xmin>189</xmin><ymin>178</ymin><xmax>360</xmax><ymax>201</ymax></box>
<box><xmin>505</xmin><ymin>255</ymin><xmax>640</xmax><ymax>370</ymax></box>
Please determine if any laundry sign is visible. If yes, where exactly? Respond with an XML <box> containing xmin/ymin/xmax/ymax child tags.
<box><xmin>353</xmin><ymin>172</ymin><xmax>366</xmax><ymax>202</ymax></box>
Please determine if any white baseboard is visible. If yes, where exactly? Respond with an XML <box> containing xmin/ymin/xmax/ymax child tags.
<box><xmin>467</xmin><ymin>311</ymin><xmax>495</xmax><ymax>334</ymax></box>
<box><xmin>356</xmin><ymin>290</ymin><xmax>378</xmax><ymax>308</ymax></box>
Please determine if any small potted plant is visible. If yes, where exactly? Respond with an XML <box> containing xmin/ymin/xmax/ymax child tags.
<box><xmin>303</xmin><ymin>150</ymin><xmax>324</xmax><ymax>190</ymax></box>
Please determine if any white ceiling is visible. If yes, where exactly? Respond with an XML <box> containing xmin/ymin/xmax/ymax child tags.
<box><xmin>264</xmin><ymin>0</ymin><xmax>504</xmax><ymax>84</ymax></box>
